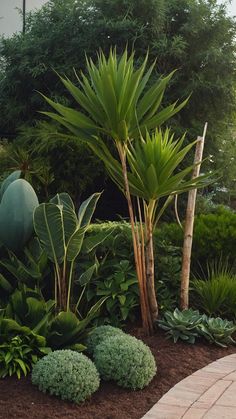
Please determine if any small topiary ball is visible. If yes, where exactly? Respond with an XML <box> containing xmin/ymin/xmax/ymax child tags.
<box><xmin>94</xmin><ymin>335</ymin><xmax>157</xmax><ymax>390</ymax></box>
<box><xmin>31</xmin><ymin>349</ymin><xmax>100</xmax><ymax>404</ymax></box>
<box><xmin>86</xmin><ymin>325</ymin><xmax>125</xmax><ymax>356</ymax></box>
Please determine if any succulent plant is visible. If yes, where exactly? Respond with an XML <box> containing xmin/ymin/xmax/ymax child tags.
<box><xmin>158</xmin><ymin>308</ymin><xmax>204</xmax><ymax>344</ymax></box>
<box><xmin>198</xmin><ymin>316</ymin><xmax>236</xmax><ymax>347</ymax></box>
<box><xmin>0</xmin><ymin>176</ymin><xmax>39</xmax><ymax>253</ymax></box>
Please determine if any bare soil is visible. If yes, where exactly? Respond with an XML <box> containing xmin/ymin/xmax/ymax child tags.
<box><xmin>0</xmin><ymin>328</ymin><xmax>235</xmax><ymax>419</ymax></box>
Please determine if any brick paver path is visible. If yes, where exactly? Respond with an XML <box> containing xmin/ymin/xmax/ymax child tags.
<box><xmin>142</xmin><ymin>354</ymin><xmax>236</xmax><ymax>419</ymax></box>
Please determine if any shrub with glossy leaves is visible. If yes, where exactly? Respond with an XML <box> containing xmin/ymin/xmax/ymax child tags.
<box><xmin>86</xmin><ymin>325</ymin><xmax>125</xmax><ymax>356</ymax></box>
<box><xmin>94</xmin><ymin>335</ymin><xmax>157</xmax><ymax>389</ymax></box>
<box><xmin>31</xmin><ymin>349</ymin><xmax>100</xmax><ymax>403</ymax></box>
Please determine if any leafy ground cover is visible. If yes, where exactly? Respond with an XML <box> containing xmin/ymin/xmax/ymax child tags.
<box><xmin>0</xmin><ymin>328</ymin><xmax>235</xmax><ymax>419</ymax></box>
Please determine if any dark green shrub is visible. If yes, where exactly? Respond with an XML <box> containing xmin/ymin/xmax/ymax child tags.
<box><xmin>156</xmin><ymin>207</ymin><xmax>236</xmax><ymax>272</ymax></box>
<box><xmin>86</xmin><ymin>325</ymin><xmax>125</xmax><ymax>356</ymax></box>
<box><xmin>158</xmin><ymin>308</ymin><xmax>204</xmax><ymax>344</ymax></box>
<box><xmin>32</xmin><ymin>349</ymin><xmax>100</xmax><ymax>403</ymax></box>
<box><xmin>94</xmin><ymin>335</ymin><xmax>157</xmax><ymax>389</ymax></box>
<box><xmin>193</xmin><ymin>208</ymin><xmax>236</xmax><ymax>268</ymax></box>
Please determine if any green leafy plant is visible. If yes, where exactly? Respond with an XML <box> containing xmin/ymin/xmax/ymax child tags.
<box><xmin>158</xmin><ymin>308</ymin><xmax>203</xmax><ymax>343</ymax></box>
<box><xmin>0</xmin><ymin>174</ymin><xmax>39</xmax><ymax>253</ymax></box>
<box><xmin>0</xmin><ymin>237</ymin><xmax>50</xmax><ymax>293</ymax></box>
<box><xmin>198</xmin><ymin>317</ymin><xmax>236</xmax><ymax>348</ymax></box>
<box><xmin>34</xmin><ymin>192</ymin><xmax>108</xmax><ymax>311</ymax></box>
<box><xmin>89</xmin><ymin>260</ymin><xmax>139</xmax><ymax>326</ymax></box>
<box><xmin>32</xmin><ymin>349</ymin><xmax>100</xmax><ymax>403</ymax></box>
<box><xmin>82</xmin><ymin>222</ymin><xmax>182</xmax><ymax>314</ymax></box>
<box><xmin>0</xmin><ymin>318</ymin><xmax>50</xmax><ymax>378</ymax></box>
<box><xmin>86</xmin><ymin>325</ymin><xmax>125</xmax><ymax>356</ymax></box>
<box><xmin>2</xmin><ymin>285</ymin><xmax>105</xmax><ymax>352</ymax></box>
<box><xmin>5</xmin><ymin>286</ymin><xmax>55</xmax><ymax>336</ymax></box>
<box><xmin>94</xmin><ymin>334</ymin><xmax>157</xmax><ymax>389</ymax></box>
<box><xmin>47</xmin><ymin>298</ymin><xmax>106</xmax><ymax>350</ymax></box>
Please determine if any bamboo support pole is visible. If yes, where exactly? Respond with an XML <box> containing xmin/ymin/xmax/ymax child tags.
<box><xmin>180</xmin><ymin>122</ymin><xmax>208</xmax><ymax>309</ymax></box>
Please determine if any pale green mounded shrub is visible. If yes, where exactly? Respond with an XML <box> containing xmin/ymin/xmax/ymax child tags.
<box><xmin>31</xmin><ymin>349</ymin><xmax>100</xmax><ymax>403</ymax></box>
<box><xmin>86</xmin><ymin>325</ymin><xmax>125</xmax><ymax>356</ymax></box>
<box><xmin>94</xmin><ymin>335</ymin><xmax>157</xmax><ymax>390</ymax></box>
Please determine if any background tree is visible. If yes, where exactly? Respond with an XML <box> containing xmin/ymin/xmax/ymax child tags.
<box><xmin>0</xmin><ymin>0</ymin><xmax>235</xmax><ymax>208</ymax></box>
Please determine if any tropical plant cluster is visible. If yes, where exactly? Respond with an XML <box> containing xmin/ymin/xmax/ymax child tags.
<box><xmin>0</xmin><ymin>41</ymin><xmax>234</xmax><ymax>414</ymax></box>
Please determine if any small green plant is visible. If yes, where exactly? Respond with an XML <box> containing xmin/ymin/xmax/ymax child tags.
<box><xmin>158</xmin><ymin>308</ymin><xmax>203</xmax><ymax>343</ymax></box>
<box><xmin>5</xmin><ymin>286</ymin><xmax>55</xmax><ymax>335</ymax></box>
<box><xmin>198</xmin><ymin>317</ymin><xmax>236</xmax><ymax>348</ymax></box>
<box><xmin>94</xmin><ymin>334</ymin><xmax>157</xmax><ymax>389</ymax></box>
<box><xmin>90</xmin><ymin>260</ymin><xmax>139</xmax><ymax>326</ymax></box>
<box><xmin>0</xmin><ymin>237</ymin><xmax>49</xmax><ymax>293</ymax></box>
<box><xmin>86</xmin><ymin>325</ymin><xmax>125</xmax><ymax>356</ymax></box>
<box><xmin>0</xmin><ymin>318</ymin><xmax>50</xmax><ymax>379</ymax></box>
<box><xmin>46</xmin><ymin>302</ymin><xmax>106</xmax><ymax>351</ymax></box>
<box><xmin>32</xmin><ymin>349</ymin><xmax>100</xmax><ymax>403</ymax></box>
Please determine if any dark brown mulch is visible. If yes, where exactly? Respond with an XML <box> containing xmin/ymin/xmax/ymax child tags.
<box><xmin>1</xmin><ymin>328</ymin><xmax>236</xmax><ymax>419</ymax></box>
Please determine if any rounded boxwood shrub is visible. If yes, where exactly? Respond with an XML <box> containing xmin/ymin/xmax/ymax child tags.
<box><xmin>86</xmin><ymin>325</ymin><xmax>125</xmax><ymax>355</ymax></box>
<box><xmin>31</xmin><ymin>349</ymin><xmax>100</xmax><ymax>404</ymax></box>
<box><xmin>94</xmin><ymin>335</ymin><xmax>157</xmax><ymax>390</ymax></box>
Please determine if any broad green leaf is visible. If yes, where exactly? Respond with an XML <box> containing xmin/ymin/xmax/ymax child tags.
<box><xmin>78</xmin><ymin>192</ymin><xmax>101</xmax><ymax>228</ymax></box>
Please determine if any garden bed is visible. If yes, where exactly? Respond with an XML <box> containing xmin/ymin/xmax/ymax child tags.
<box><xmin>0</xmin><ymin>328</ymin><xmax>236</xmax><ymax>419</ymax></box>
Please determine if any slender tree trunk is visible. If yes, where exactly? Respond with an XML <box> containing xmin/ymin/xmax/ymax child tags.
<box><xmin>22</xmin><ymin>0</ymin><xmax>26</xmax><ymax>34</ymax></box>
<box><xmin>180</xmin><ymin>123</ymin><xmax>207</xmax><ymax>309</ymax></box>
<box><xmin>117</xmin><ymin>144</ymin><xmax>152</xmax><ymax>334</ymax></box>
<box><xmin>145</xmin><ymin>212</ymin><xmax>158</xmax><ymax>323</ymax></box>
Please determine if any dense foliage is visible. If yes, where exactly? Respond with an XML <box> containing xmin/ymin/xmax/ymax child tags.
<box><xmin>156</xmin><ymin>207</ymin><xmax>236</xmax><ymax>273</ymax></box>
<box><xmin>0</xmin><ymin>318</ymin><xmax>51</xmax><ymax>378</ymax></box>
<box><xmin>94</xmin><ymin>334</ymin><xmax>157</xmax><ymax>389</ymax></box>
<box><xmin>0</xmin><ymin>0</ymin><xmax>235</xmax><ymax>204</ymax></box>
<box><xmin>32</xmin><ymin>349</ymin><xmax>100</xmax><ymax>403</ymax></box>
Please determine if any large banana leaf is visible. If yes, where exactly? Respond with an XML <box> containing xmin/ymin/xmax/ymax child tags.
<box><xmin>34</xmin><ymin>203</ymin><xmax>70</xmax><ymax>265</ymax></box>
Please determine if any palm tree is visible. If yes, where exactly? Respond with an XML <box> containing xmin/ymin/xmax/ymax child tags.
<box><xmin>40</xmin><ymin>49</ymin><xmax>211</xmax><ymax>334</ymax></box>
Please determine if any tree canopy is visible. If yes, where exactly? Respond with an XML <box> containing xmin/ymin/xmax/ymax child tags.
<box><xmin>0</xmin><ymin>0</ymin><xmax>235</xmax><ymax>205</ymax></box>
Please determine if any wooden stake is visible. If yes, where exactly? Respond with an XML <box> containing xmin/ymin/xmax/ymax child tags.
<box><xmin>180</xmin><ymin>123</ymin><xmax>208</xmax><ymax>310</ymax></box>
